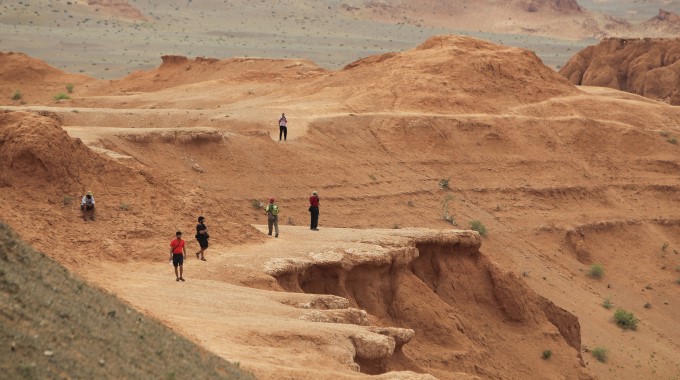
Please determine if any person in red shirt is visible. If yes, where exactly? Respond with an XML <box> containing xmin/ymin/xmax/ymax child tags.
<box><xmin>309</xmin><ymin>191</ymin><xmax>320</xmax><ymax>231</ymax></box>
<box><xmin>169</xmin><ymin>231</ymin><xmax>187</xmax><ymax>281</ymax></box>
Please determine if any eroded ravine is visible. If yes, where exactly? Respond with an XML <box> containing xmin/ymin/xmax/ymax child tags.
<box><xmin>267</xmin><ymin>231</ymin><xmax>589</xmax><ymax>379</ymax></box>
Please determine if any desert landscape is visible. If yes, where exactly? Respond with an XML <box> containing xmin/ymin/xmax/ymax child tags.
<box><xmin>2</xmin><ymin>1</ymin><xmax>680</xmax><ymax>380</ymax></box>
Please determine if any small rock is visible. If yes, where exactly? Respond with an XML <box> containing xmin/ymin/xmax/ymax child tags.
<box><xmin>44</xmin><ymin>350</ymin><xmax>54</xmax><ymax>356</ymax></box>
<box><xmin>11</xmin><ymin>342</ymin><xmax>16</xmax><ymax>351</ymax></box>
<box><xmin>99</xmin><ymin>359</ymin><xmax>105</xmax><ymax>366</ymax></box>
<box><xmin>107</xmin><ymin>310</ymin><xmax>116</xmax><ymax>318</ymax></box>
<box><xmin>607</xmin><ymin>284</ymin><xmax>612</xmax><ymax>288</ymax></box>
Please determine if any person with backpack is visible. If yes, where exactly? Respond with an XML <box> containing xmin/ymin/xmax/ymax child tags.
<box><xmin>278</xmin><ymin>113</ymin><xmax>288</xmax><ymax>141</ymax></box>
<box><xmin>309</xmin><ymin>191</ymin><xmax>320</xmax><ymax>231</ymax></box>
<box><xmin>265</xmin><ymin>198</ymin><xmax>279</xmax><ymax>237</ymax></box>
<box><xmin>169</xmin><ymin>231</ymin><xmax>187</xmax><ymax>282</ymax></box>
<box><xmin>80</xmin><ymin>191</ymin><xmax>96</xmax><ymax>221</ymax></box>
<box><xmin>195</xmin><ymin>216</ymin><xmax>209</xmax><ymax>261</ymax></box>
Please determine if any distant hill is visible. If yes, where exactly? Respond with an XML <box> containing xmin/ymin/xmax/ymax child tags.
<box><xmin>0</xmin><ymin>220</ymin><xmax>253</xmax><ymax>380</ymax></box>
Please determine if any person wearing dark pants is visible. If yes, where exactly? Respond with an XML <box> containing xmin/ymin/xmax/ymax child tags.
<box><xmin>278</xmin><ymin>113</ymin><xmax>287</xmax><ymax>141</ymax></box>
<box><xmin>265</xmin><ymin>198</ymin><xmax>279</xmax><ymax>237</ymax></box>
<box><xmin>309</xmin><ymin>191</ymin><xmax>319</xmax><ymax>231</ymax></box>
<box><xmin>169</xmin><ymin>231</ymin><xmax>186</xmax><ymax>281</ymax></box>
<box><xmin>195</xmin><ymin>216</ymin><xmax>209</xmax><ymax>261</ymax></box>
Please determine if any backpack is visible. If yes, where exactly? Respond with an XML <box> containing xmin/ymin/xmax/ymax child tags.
<box><xmin>267</xmin><ymin>204</ymin><xmax>279</xmax><ymax>216</ymax></box>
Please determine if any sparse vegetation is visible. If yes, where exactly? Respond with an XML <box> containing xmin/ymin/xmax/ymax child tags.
<box><xmin>662</xmin><ymin>242</ymin><xmax>669</xmax><ymax>251</ymax></box>
<box><xmin>120</xmin><ymin>202</ymin><xmax>131</xmax><ymax>211</ymax></box>
<box><xmin>591</xmin><ymin>347</ymin><xmax>608</xmax><ymax>363</ymax></box>
<box><xmin>392</xmin><ymin>223</ymin><xmax>400</xmax><ymax>229</ymax></box>
<box><xmin>63</xmin><ymin>195</ymin><xmax>73</xmax><ymax>206</ymax></box>
<box><xmin>602</xmin><ymin>297</ymin><xmax>613</xmax><ymax>309</ymax></box>
<box><xmin>644</xmin><ymin>302</ymin><xmax>652</xmax><ymax>309</ymax></box>
<box><xmin>407</xmin><ymin>200</ymin><xmax>415</xmax><ymax>207</ymax></box>
<box><xmin>368</xmin><ymin>173</ymin><xmax>376</xmax><ymax>181</ymax></box>
<box><xmin>438</xmin><ymin>178</ymin><xmax>450</xmax><ymax>190</ymax></box>
<box><xmin>251</xmin><ymin>199</ymin><xmax>263</xmax><ymax>209</ymax></box>
<box><xmin>469</xmin><ymin>220</ymin><xmax>487</xmax><ymax>237</ymax></box>
<box><xmin>676</xmin><ymin>278</ymin><xmax>680</xmax><ymax>285</ymax></box>
<box><xmin>53</xmin><ymin>92</ymin><xmax>70</xmax><ymax>101</ymax></box>
<box><xmin>613</xmin><ymin>308</ymin><xmax>638</xmax><ymax>330</ymax></box>
<box><xmin>588</xmin><ymin>264</ymin><xmax>604</xmax><ymax>279</ymax></box>
<box><xmin>442</xmin><ymin>195</ymin><xmax>456</xmax><ymax>226</ymax></box>
<box><xmin>66</xmin><ymin>83</ymin><xmax>74</xmax><ymax>93</ymax></box>
<box><xmin>542</xmin><ymin>349</ymin><xmax>552</xmax><ymax>360</ymax></box>
<box><xmin>660</xmin><ymin>130</ymin><xmax>670</xmax><ymax>137</ymax></box>
<box><xmin>669</xmin><ymin>137</ymin><xmax>678</xmax><ymax>145</ymax></box>
<box><xmin>11</xmin><ymin>90</ymin><xmax>22</xmax><ymax>101</ymax></box>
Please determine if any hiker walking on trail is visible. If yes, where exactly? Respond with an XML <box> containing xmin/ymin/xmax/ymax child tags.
<box><xmin>80</xmin><ymin>191</ymin><xmax>96</xmax><ymax>221</ymax></box>
<box><xmin>195</xmin><ymin>216</ymin><xmax>209</xmax><ymax>261</ymax></box>
<box><xmin>170</xmin><ymin>231</ymin><xmax>186</xmax><ymax>281</ymax></box>
<box><xmin>265</xmin><ymin>198</ymin><xmax>279</xmax><ymax>237</ymax></box>
<box><xmin>309</xmin><ymin>191</ymin><xmax>320</xmax><ymax>231</ymax></box>
<box><xmin>278</xmin><ymin>113</ymin><xmax>288</xmax><ymax>141</ymax></box>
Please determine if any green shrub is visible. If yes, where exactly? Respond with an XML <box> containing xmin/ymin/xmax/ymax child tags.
<box><xmin>613</xmin><ymin>308</ymin><xmax>638</xmax><ymax>330</ymax></box>
<box><xmin>66</xmin><ymin>83</ymin><xmax>74</xmax><ymax>93</ymax></box>
<box><xmin>669</xmin><ymin>137</ymin><xmax>678</xmax><ymax>145</ymax></box>
<box><xmin>53</xmin><ymin>93</ymin><xmax>70</xmax><ymax>101</ymax></box>
<box><xmin>591</xmin><ymin>347</ymin><xmax>607</xmax><ymax>362</ymax></box>
<box><xmin>438</xmin><ymin>178</ymin><xmax>450</xmax><ymax>189</ymax></box>
<box><xmin>11</xmin><ymin>90</ymin><xmax>22</xmax><ymax>100</ymax></box>
<box><xmin>588</xmin><ymin>264</ymin><xmax>604</xmax><ymax>279</ymax></box>
<box><xmin>602</xmin><ymin>297</ymin><xmax>613</xmax><ymax>309</ymax></box>
<box><xmin>542</xmin><ymin>349</ymin><xmax>552</xmax><ymax>360</ymax></box>
<box><xmin>120</xmin><ymin>202</ymin><xmax>131</xmax><ymax>211</ymax></box>
<box><xmin>469</xmin><ymin>220</ymin><xmax>487</xmax><ymax>236</ymax></box>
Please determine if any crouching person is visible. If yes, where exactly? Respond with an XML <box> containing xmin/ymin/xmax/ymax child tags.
<box><xmin>81</xmin><ymin>191</ymin><xmax>96</xmax><ymax>221</ymax></box>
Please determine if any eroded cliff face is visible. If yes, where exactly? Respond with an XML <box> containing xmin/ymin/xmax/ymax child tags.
<box><xmin>559</xmin><ymin>37</ymin><xmax>680</xmax><ymax>104</ymax></box>
<box><xmin>266</xmin><ymin>230</ymin><xmax>589</xmax><ymax>379</ymax></box>
<box><xmin>87</xmin><ymin>0</ymin><xmax>146</xmax><ymax>20</ymax></box>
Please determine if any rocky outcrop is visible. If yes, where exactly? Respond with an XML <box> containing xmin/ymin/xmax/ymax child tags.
<box><xmin>559</xmin><ymin>37</ymin><xmax>680</xmax><ymax>103</ymax></box>
<box><xmin>87</xmin><ymin>0</ymin><xmax>146</xmax><ymax>21</ymax></box>
<box><xmin>266</xmin><ymin>230</ymin><xmax>588</xmax><ymax>378</ymax></box>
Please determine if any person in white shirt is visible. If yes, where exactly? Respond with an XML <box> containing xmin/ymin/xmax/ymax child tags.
<box><xmin>278</xmin><ymin>113</ymin><xmax>288</xmax><ymax>141</ymax></box>
<box><xmin>81</xmin><ymin>191</ymin><xmax>96</xmax><ymax>221</ymax></box>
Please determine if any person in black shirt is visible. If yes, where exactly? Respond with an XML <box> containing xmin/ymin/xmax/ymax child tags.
<box><xmin>195</xmin><ymin>216</ymin><xmax>209</xmax><ymax>261</ymax></box>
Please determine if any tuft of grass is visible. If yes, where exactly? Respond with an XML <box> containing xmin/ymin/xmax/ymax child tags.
<box><xmin>407</xmin><ymin>200</ymin><xmax>415</xmax><ymax>207</ymax></box>
<box><xmin>53</xmin><ymin>93</ymin><xmax>70</xmax><ymax>101</ymax></box>
<box><xmin>368</xmin><ymin>173</ymin><xmax>376</xmax><ymax>181</ymax></box>
<box><xmin>469</xmin><ymin>220</ymin><xmax>487</xmax><ymax>237</ymax></box>
<box><xmin>392</xmin><ymin>223</ymin><xmax>400</xmax><ymax>229</ymax></box>
<box><xmin>542</xmin><ymin>349</ymin><xmax>552</xmax><ymax>360</ymax></box>
<box><xmin>602</xmin><ymin>297</ymin><xmax>613</xmax><ymax>309</ymax></box>
<box><xmin>660</xmin><ymin>130</ymin><xmax>671</xmax><ymax>137</ymax></box>
<box><xmin>668</xmin><ymin>137</ymin><xmax>678</xmax><ymax>145</ymax></box>
<box><xmin>66</xmin><ymin>83</ymin><xmax>74</xmax><ymax>93</ymax></box>
<box><xmin>11</xmin><ymin>89</ymin><xmax>22</xmax><ymax>100</ymax></box>
<box><xmin>251</xmin><ymin>199</ymin><xmax>263</xmax><ymax>209</ymax></box>
<box><xmin>63</xmin><ymin>195</ymin><xmax>73</xmax><ymax>206</ymax></box>
<box><xmin>613</xmin><ymin>308</ymin><xmax>638</xmax><ymax>330</ymax></box>
<box><xmin>644</xmin><ymin>302</ymin><xmax>652</xmax><ymax>309</ymax></box>
<box><xmin>588</xmin><ymin>263</ymin><xmax>604</xmax><ymax>279</ymax></box>
<box><xmin>438</xmin><ymin>178</ymin><xmax>450</xmax><ymax>190</ymax></box>
<box><xmin>676</xmin><ymin>278</ymin><xmax>680</xmax><ymax>285</ymax></box>
<box><xmin>591</xmin><ymin>347</ymin><xmax>607</xmax><ymax>363</ymax></box>
<box><xmin>442</xmin><ymin>195</ymin><xmax>456</xmax><ymax>226</ymax></box>
<box><xmin>662</xmin><ymin>242</ymin><xmax>669</xmax><ymax>251</ymax></box>
<box><xmin>119</xmin><ymin>202</ymin><xmax>131</xmax><ymax>211</ymax></box>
